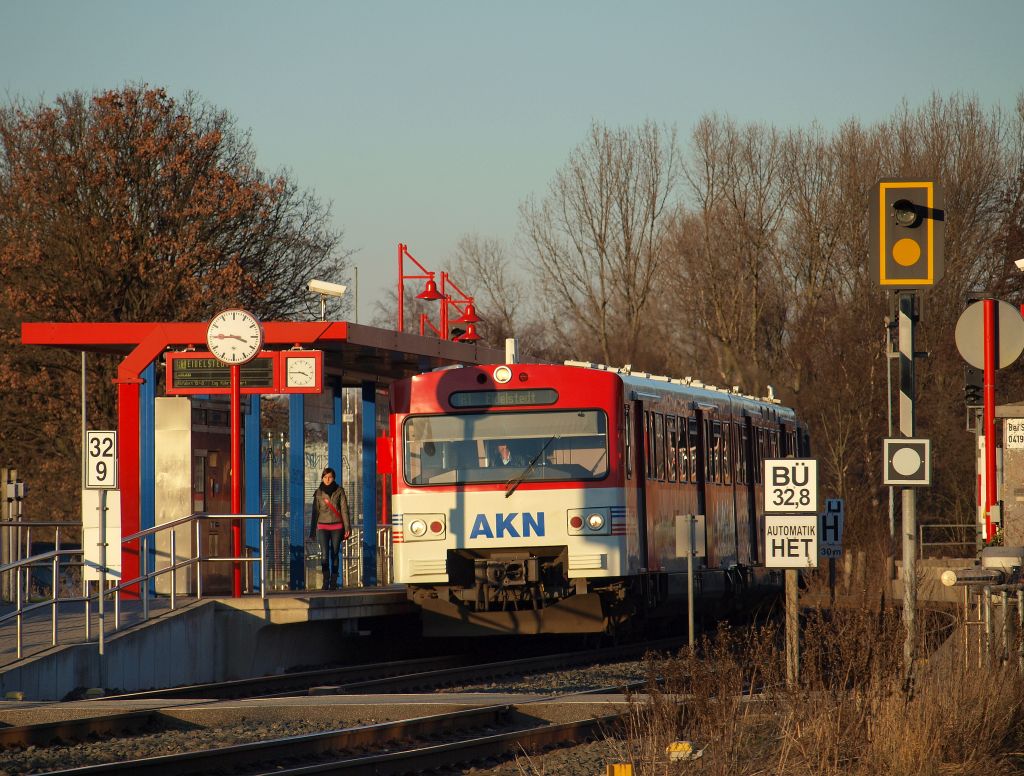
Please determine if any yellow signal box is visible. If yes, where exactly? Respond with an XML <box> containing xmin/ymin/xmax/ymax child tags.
<box><xmin>869</xmin><ymin>180</ymin><xmax>944</xmax><ymax>287</ymax></box>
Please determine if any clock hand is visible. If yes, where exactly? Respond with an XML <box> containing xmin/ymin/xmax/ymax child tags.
<box><xmin>212</xmin><ymin>334</ymin><xmax>248</xmax><ymax>342</ymax></box>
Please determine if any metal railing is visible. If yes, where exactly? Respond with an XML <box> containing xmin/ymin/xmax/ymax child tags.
<box><xmin>117</xmin><ymin>512</ymin><xmax>269</xmax><ymax>621</ymax></box>
<box><xmin>0</xmin><ymin>547</ymin><xmax>88</xmax><ymax>660</ymax></box>
<box><xmin>315</xmin><ymin>524</ymin><xmax>393</xmax><ymax>588</ymax></box>
<box><xmin>918</xmin><ymin>522</ymin><xmax>978</xmax><ymax>558</ymax></box>
<box><xmin>0</xmin><ymin>520</ymin><xmax>81</xmax><ymax>603</ymax></box>
<box><xmin>377</xmin><ymin>525</ymin><xmax>393</xmax><ymax>585</ymax></box>
<box><xmin>0</xmin><ymin>513</ymin><xmax>267</xmax><ymax>663</ymax></box>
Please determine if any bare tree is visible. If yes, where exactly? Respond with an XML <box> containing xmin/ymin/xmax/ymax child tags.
<box><xmin>519</xmin><ymin>121</ymin><xmax>682</xmax><ymax>366</ymax></box>
<box><xmin>662</xmin><ymin>116</ymin><xmax>790</xmax><ymax>393</ymax></box>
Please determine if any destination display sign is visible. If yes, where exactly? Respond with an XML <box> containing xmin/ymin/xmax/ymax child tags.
<box><xmin>449</xmin><ymin>389</ymin><xmax>558</xmax><ymax>408</ymax></box>
<box><xmin>166</xmin><ymin>352</ymin><xmax>282</xmax><ymax>395</ymax></box>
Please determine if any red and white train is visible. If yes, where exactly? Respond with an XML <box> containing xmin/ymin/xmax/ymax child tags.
<box><xmin>387</xmin><ymin>361</ymin><xmax>809</xmax><ymax>636</ymax></box>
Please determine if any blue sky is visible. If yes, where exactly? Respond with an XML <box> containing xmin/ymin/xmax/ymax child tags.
<box><xmin>2</xmin><ymin>1</ymin><xmax>1022</xmax><ymax>322</ymax></box>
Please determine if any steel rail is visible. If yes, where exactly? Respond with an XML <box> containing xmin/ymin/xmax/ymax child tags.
<box><xmin>0</xmin><ymin>709</ymin><xmax>165</xmax><ymax>749</ymax></box>
<box><xmin>263</xmin><ymin>713</ymin><xmax>625</xmax><ymax>775</ymax></box>
<box><xmin>309</xmin><ymin>637</ymin><xmax>682</xmax><ymax>695</ymax></box>
<box><xmin>37</xmin><ymin>705</ymin><xmax>514</xmax><ymax>775</ymax></box>
<box><xmin>97</xmin><ymin>654</ymin><xmax>468</xmax><ymax>701</ymax></box>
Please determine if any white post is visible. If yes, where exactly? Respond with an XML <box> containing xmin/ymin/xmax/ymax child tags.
<box><xmin>98</xmin><ymin>489</ymin><xmax>106</xmax><ymax>656</ymax></box>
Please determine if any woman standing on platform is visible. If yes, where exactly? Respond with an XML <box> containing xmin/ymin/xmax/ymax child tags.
<box><xmin>308</xmin><ymin>468</ymin><xmax>351</xmax><ymax>590</ymax></box>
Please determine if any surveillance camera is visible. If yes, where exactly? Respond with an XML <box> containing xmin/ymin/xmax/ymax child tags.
<box><xmin>1015</xmin><ymin>259</ymin><xmax>1024</xmax><ymax>272</ymax></box>
<box><xmin>308</xmin><ymin>279</ymin><xmax>348</xmax><ymax>297</ymax></box>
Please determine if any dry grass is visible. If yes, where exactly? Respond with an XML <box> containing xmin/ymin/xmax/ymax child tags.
<box><xmin>584</xmin><ymin>607</ymin><xmax>1024</xmax><ymax>776</ymax></box>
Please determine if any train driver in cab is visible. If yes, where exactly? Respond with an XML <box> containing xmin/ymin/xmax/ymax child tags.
<box><xmin>490</xmin><ymin>440</ymin><xmax>523</xmax><ymax>468</ymax></box>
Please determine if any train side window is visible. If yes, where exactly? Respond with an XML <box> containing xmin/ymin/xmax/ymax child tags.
<box><xmin>666</xmin><ymin>416</ymin><xmax>678</xmax><ymax>482</ymax></box>
<box><xmin>721</xmin><ymin>422</ymin><xmax>732</xmax><ymax>485</ymax></box>
<box><xmin>678</xmin><ymin>416</ymin><xmax>689</xmax><ymax>482</ymax></box>
<box><xmin>643</xmin><ymin>411</ymin><xmax>651</xmax><ymax>479</ymax></box>
<box><xmin>737</xmin><ymin>424</ymin><xmax>749</xmax><ymax>485</ymax></box>
<box><xmin>769</xmin><ymin>430</ymin><xmax>779</xmax><ymax>458</ymax></box>
<box><xmin>703</xmin><ymin>419</ymin><xmax>711</xmax><ymax>483</ymax></box>
<box><xmin>757</xmin><ymin>427</ymin><xmax>765</xmax><ymax>483</ymax></box>
<box><xmin>654</xmin><ymin>413</ymin><xmax>665</xmax><ymax>481</ymax></box>
<box><xmin>624</xmin><ymin>404</ymin><xmax>632</xmax><ymax>479</ymax></box>
<box><xmin>704</xmin><ymin>419</ymin><xmax>717</xmax><ymax>483</ymax></box>
<box><xmin>688</xmin><ymin>417</ymin><xmax>699</xmax><ymax>483</ymax></box>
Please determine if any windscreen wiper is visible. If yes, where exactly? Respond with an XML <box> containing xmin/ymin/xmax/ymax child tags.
<box><xmin>505</xmin><ymin>435</ymin><xmax>558</xmax><ymax>498</ymax></box>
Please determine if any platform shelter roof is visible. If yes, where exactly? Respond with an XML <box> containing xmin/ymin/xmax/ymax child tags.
<box><xmin>21</xmin><ymin>320</ymin><xmax>506</xmax><ymax>385</ymax></box>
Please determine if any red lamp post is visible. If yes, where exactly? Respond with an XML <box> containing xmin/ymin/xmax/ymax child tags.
<box><xmin>397</xmin><ymin>243</ymin><xmax>443</xmax><ymax>333</ymax></box>
<box><xmin>397</xmin><ymin>244</ymin><xmax>481</xmax><ymax>342</ymax></box>
<box><xmin>440</xmin><ymin>272</ymin><xmax>481</xmax><ymax>342</ymax></box>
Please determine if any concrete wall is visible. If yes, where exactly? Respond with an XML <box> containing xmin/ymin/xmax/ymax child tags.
<box><xmin>0</xmin><ymin>599</ymin><xmax>398</xmax><ymax>701</ymax></box>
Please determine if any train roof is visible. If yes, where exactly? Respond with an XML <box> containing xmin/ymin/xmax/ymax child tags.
<box><xmin>561</xmin><ymin>360</ymin><xmax>798</xmax><ymax>423</ymax></box>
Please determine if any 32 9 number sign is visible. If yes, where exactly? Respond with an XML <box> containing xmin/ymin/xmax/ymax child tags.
<box><xmin>85</xmin><ymin>431</ymin><xmax>118</xmax><ymax>490</ymax></box>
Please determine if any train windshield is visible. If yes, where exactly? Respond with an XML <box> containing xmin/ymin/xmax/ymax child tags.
<box><xmin>403</xmin><ymin>410</ymin><xmax>609</xmax><ymax>486</ymax></box>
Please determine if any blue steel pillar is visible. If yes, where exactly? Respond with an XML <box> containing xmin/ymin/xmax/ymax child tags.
<box><xmin>244</xmin><ymin>396</ymin><xmax>261</xmax><ymax>590</ymax></box>
<box><xmin>140</xmin><ymin>362</ymin><xmax>156</xmax><ymax>591</ymax></box>
<box><xmin>327</xmin><ymin>384</ymin><xmax>342</xmax><ymax>476</ymax></box>
<box><xmin>361</xmin><ymin>382</ymin><xmax>377</xmax><ymax>586</ymax></box>
<box><xmin>288</xmin><ymin>394</ymin><xmax>305</xmax><ymax>590</ymax></box>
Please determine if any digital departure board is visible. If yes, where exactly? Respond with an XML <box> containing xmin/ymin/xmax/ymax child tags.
<box><xmin>166</xmin><ymin>352</ymin><xmax>280</xmax><ymax>395</ymax></box>
<box><xmin>449</xmin><ymin>389</ymin><xmax>558</xmax><ymax>408</ymax></box>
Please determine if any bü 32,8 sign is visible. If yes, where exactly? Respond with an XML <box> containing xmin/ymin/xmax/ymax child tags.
<box><xmin>764</xmin><ymin>459</ymin><xmax>818</xmax><ymax>514</ymax></box>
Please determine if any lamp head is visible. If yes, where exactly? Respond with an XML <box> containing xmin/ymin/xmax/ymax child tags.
<box><xmin>417</xmin><ymin>276</ymin><xmax>444</xmax><ymax>301</ymax></box>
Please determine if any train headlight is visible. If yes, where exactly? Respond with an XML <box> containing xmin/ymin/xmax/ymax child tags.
<box><xmin>494</xmin><ymin>365</ymin><xmax>513</xmax><ymax>384</ymax></box>
<box><xmin>401</xmin><ymin>514</ymin><xmax>446</xmax><ymax>541</ymax></box>
<box><xmin>567</xmin><ymin>507</ymin><xmax>611</xmax><ymax>535</ymax></box>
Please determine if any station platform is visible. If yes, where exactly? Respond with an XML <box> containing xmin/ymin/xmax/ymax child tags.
<box><xmin>0</xmin><ymin>587</ymin><xmax>416</xmax><ymax>701</ymax></box>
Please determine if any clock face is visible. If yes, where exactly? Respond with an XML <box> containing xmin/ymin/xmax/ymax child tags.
<box><xmin>286</xmin><ymin>356</ymin><xmax>318</xmax><ymax>388</ymax></box>
<box><xmin>206</xmin><ymin>309</ymin><xmax>263</xmax><ymax>365</ymax></box>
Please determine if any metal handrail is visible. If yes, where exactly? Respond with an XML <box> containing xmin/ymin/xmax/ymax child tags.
<box><xmin>0</xmin><ymin>547</ymin><xmax>89</xmax><ymax>660</ymax></box>
<box><xmin>0</xmin><ymin>512</ymin><xmax>268</xmax><ymax>664</ymax></box>
<box><xmin>918</xmin><ymin>522</ymin><xmax>978</xmax><ymax>558</ymax></box>
<box><xmin>113</xmin><ymin>513</ymin><xmax>269</xmax><ymax>626</ymax></box>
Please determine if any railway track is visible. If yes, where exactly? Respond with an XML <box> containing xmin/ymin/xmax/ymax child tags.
<box><xmin>40</xmin><ymin>687</ymin><xmax>636</xmax><ymax>775</ymax></box>
<box><xmin>0</xmin><ymin>639</ymin><xmax>676</xmax><ymax>750</ymax></box>
<box><xmin>99</xmin><ymin>654</ymin><xmax>470</xmax><ymax>701</ymax></box>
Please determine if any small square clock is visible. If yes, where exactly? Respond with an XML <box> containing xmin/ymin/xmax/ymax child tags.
<box><xmin>285</xmin><ymin>356</ymin><xmax>319</xmax><ymax>389</ymax></box>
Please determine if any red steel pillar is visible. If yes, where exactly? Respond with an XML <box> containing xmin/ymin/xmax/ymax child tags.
<box><xmin>116</xmin><ymin>378</ymin><xmax>142</xmax><ymax>597</ymax></box>
<box><xmin>983</xmin><ymin>299</ymin><xmax>996</xmax><ymax>542</ymax></box>
<box><xmin>231</xmin><ymin>363</ymin><xmax>243</xmax><ymax>597</ymax></box>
